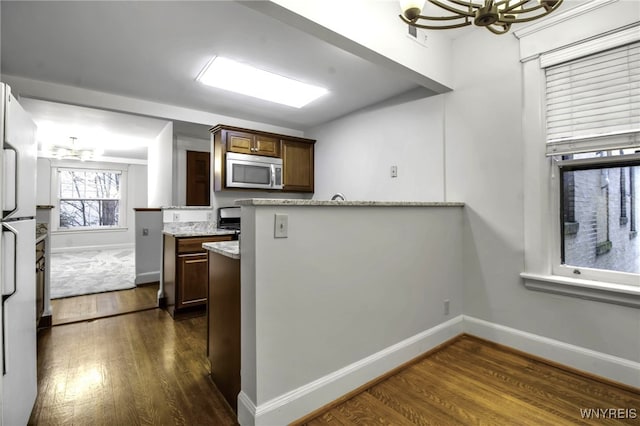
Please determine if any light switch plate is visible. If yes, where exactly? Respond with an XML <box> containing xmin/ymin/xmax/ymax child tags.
<box><xmin>274</xmin><ymin>213</ymin><xmax>288</xmax><ymax>238</ymax></box>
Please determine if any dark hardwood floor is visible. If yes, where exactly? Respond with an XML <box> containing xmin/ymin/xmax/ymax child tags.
<box><xmin>32</xmin><ymin>304</ymin><xmax>639</xmax><ymax>426</ymax></box>
<box><xmin>299</xmin><ymin>335</ymin><xmax>640</xmax><ymax>425</ymax></box>
<box><xmin>50</xmin><ymin>283</ymin><xmax>159</xmax><ymax>326</ymax></box>
<box><xmin>29</xmin><ymin>308</ymin><xmax>237</xmax><ymax>425</ymax></box>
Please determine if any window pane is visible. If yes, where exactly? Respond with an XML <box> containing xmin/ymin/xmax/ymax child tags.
<box><xmin>562</xmin><ymin>164</ymin><xmax>639</xmax><ymax>274</ymax></box>
<box><xmin>59</xmin><ymin>169</ymin><xmax>121</xmax><ymax>199</ymax></box>
<box><xmin>59</xmin><ymin>200</ymin><xmax>120</xmax><ymax>228</ymax></box>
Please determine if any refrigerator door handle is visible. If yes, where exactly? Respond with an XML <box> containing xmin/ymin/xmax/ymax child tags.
<box><xmin>2</xmin><ymin>145</ymin><xmax>18</xmax><ymax>218</ymax></box>
<box><xmin>1</xmin><ymin>223</ymin><xmax>18</xmax><ymax>376</ymax></box>
<box><xmin>1</xmin><ymin>223</ymin><xmax>17</xmax><ymax>299</ymax></box>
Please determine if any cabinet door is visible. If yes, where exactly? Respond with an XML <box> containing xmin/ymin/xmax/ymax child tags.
<box><xmin>177</xmin><ymin>253</ymin><xmax>208</xmax><ymax>309</ymax></box>
<box><xmin>282</xmin><ymin>140</ymin><xmax>314</xmax><ymax>192</ymax></box>
<box><xmin>227</xmin><ymin>131</ymin><xmax>254</xmax><ymax>155</ymax></box>
<box><xmin>254</xmin><ymin>135</ymin><xmax>280</xmax><ymax>157</ymax></box>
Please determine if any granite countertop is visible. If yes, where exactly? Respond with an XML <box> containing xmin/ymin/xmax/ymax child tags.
<box><xmin>161</xmin><ymin>206</ymin><xmax>213</xmax><ymax>210</ymax></box>
<box><xmin>162</xmin><ymin>229</ymin><xmax>238</xmax><ymax>238</ymax></box>
<box><xmin>234</xmin><ymin>199</ymin><xmax>464</xmax><ymax>207</ymax></box>
<box><xmin>203</xmin><ymin>241</ymin><xmax>240</xmax><ymax>260</ymax></box>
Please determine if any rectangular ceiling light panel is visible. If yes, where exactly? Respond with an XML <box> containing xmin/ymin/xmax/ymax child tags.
<box><xmin>197</xmin><ymin>57</ymin><xmax>328</xmax><ymax>108</ymax></box>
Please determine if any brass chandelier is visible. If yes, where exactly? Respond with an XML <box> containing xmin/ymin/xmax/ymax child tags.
<box><xmin>399</xmin><ymin>0</ymin><xmax>564</xmax><ymax>35</ymax></box>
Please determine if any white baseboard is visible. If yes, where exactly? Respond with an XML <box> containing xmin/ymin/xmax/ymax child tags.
<box><xmin>239</xmin><ymin>315</ymin><xmax>464</xmax><ymax>426</ymax></box>
<box><xmin>135</xmin><ymin>271</ymin><xmax>160</xmax><ymax>285</ymax></box>
<box><xmin>50</xmin><ymin>243</ymin><xmax>134</xmax><ymax>254</ymax></box>
<box><xmin>462</xmin><ymin>315</ymin><xmax>640</xmax><ymax>389</ymax></box>
<box><xmin>239</xmin><ymin>315</ymin><xmax>640</xmax><ymax>425</ymax></box>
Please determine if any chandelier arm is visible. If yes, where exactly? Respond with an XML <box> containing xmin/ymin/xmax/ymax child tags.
<box><xmin>427</xmin><ymin>0</ymin><xmax>476</xmax><ymax>18</ymax></box>
<box><xmin>402</xmin><ymin>13</ymin><xmax>471</xmax><ymax>22</ymax></box>
<box><xmin>400</xmin><ymin>19</ymin><xmax>473</xmax><ymax>30</ymax></box>
<box><xmin>493</xmin><ymin>0</ymin><xmax>530</xmax><ymax>13</ymax></box>
<box><xmin>437</xmin><ymin>0</ymin><xmax>484</xmax><ymax>9</ymax></box>
<box><xmin>500</xmin><ymin>1</ymin><xmax>562</xmax><ymax>23</ymax></box>
<box><xmin>486</xmin><ymin>23</ymin><xmax>511</xmax><ymax>34</ymax></box>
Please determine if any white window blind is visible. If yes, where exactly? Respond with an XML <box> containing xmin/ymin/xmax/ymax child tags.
<box><xmin>545</xmin><ymin>40</ymin><xmax>640</xmax><ymax>156</ymax></box>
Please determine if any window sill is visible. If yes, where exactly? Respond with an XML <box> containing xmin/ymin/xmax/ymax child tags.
<box><xmin>520</xmin><ymin>272</ymin><xmax>640</xmax><ymax>309</ymax></box>
<box><xmin>53</xmin><ymin>227</ymin><xmax>128</xmax><ymax>235</ymax></box>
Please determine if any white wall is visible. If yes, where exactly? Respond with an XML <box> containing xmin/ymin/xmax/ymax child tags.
<box><xmin>307</xmin><ymin>93</ymin><xmax>446</xmax><ymax>202</ymax></box>
<box><xmin>134</xmin><ymin>209</ymin><xmax>162</xmax><ymax>285</ymax></box>
<box><xmin>444</xmin><ymin>3</ymin><xmax>640</xmax><ymax>364</ymax></box>
<box><xmin>240</xmin><ymin>204</ymin><xmax>464</xmax><ymax>424</ymax></box>
<box><xmin>36</xmin><ymin>158</ymin><xmax>148</xmax><ymax>251</ymax></box>
<box><xmin>302</xmin><ymin>0</ymin><xmax>640</xmax><ymax>390</ymax></box>
<box><xmin>148</xmin><ymin>121</ymin><xmax>173</xmax><ymax>207</ymax></box>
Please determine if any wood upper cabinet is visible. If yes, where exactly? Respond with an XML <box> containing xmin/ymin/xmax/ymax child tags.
<box><xmin>282</xmin><ymin>139</ymin><xmax>314</xmax><ymax>193</ymax></box>
<box><xmin>211</xmin><ymin>124</ymin><xmax>315</xmax><ymax>193</ymax></box>
<box><xmin>226</xmin><ymin>129</ymin><xmax>280</xmax><ymax>157</ymax></box>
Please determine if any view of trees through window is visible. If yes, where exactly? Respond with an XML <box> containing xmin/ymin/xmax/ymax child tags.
<box><xmin>58</xmin><ymin>169</ymin><xmax>121</xmax><ymax>229</ymax></box>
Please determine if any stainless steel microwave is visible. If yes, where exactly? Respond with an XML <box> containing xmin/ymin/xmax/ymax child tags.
<box><xmin>226</xmin><ymin>152</ymin><xmax>283</xmax><ymax>190</ymax></box>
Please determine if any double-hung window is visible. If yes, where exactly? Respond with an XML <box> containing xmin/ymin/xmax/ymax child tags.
<box><xmin>544</xmin><ymin>39</ymin><xmax>640</xmax><ymax>286</ymax></box>
<box><xmin>56</xmin><ymin>168</ymin><xmax>125</xmax><ymax>230</ymax></box>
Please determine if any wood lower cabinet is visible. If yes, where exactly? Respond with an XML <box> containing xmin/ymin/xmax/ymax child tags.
<box><xmin>163</xmin><ymin>234</ymin><xmax>233</xmax><ymax>317</ymax></box>
<box><xmin>208</xmin><ymin>250</ymin><xmax>241</xmax><ymax>413</ymax></box>
<box><xmin>178</xmin><ymin>253</ymin><xmax>208</xmax><ymax>307</ymax></box>
<box><xmin>282</xmin><ymin>139</ymin><xmax>314</xmax><ymax>193</ymax></box>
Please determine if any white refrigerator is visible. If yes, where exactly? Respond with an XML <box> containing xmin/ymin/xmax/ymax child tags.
<box><xmin>0</xmin><ymin>82</ymin><xmax>38</xmax><ymax>425</ymax></box>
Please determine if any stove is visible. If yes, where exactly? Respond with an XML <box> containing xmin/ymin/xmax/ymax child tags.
<box><xmin>217</xmin><ymin>206</ymin><xmax>241</xmax><ymax>232</ymax></box>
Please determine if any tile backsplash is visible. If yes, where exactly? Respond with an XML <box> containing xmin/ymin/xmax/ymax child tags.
<box><xmin>162</xmin><ymin>208</ymin><xmax>213</xmax><ymax>224</ymax></box>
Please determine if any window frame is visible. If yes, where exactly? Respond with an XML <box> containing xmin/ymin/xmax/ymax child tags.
<box><xmin>51</xmin><ymin>162</ymin><xmax>129</xmax><ymax>233</ymax></box>
<box><xmin>552</xmin><ymin>153</ymin><xmax>640</xmax><ymax>287</ymax></box>
<box><xmin>520</xmin><ymin>23</ymin><xmax>640</xmax><ymax>308</ymax></box>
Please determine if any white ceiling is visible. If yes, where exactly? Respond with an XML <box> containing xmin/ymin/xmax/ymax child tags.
<box><xmin>20</xmin><ymin>98</ymin><xmax>170</xmax><ymax>161</ymax></box>
<box><xmin>1</xmin><ymin>1</ymin><xmax>584</xmax><ymax>162</ymax></box>
<box><xmin>0</xmin><ymin>1</ymin><xmax>425</xmax><ymax>132</ymax></box>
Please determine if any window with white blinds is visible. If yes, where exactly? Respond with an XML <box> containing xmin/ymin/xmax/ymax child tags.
<box><xmin>545</xmin><ymin>40</ymin><xmax>640</xmax><ymax>156</ymax></box>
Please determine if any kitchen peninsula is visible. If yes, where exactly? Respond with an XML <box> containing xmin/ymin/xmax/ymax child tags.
<box><xmin>204</xmin><ymin>240</ymin><xmax>240</xmax><ymax>412</ymax></box>
<box><xmin>231</xmin><ymin>199</ymin><xmax>464</xmax><ymax>426</ymax></box>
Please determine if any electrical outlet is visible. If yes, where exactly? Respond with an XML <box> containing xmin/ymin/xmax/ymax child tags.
<box><xmin>142</xmin><ymin>228</ymin><xmax>149</xmax><ymax>236</ymax></box>
<box><xmin>274</xmin><ymin>213</ymin><xmax>288</xmax><ymax>238</ymax></box>
<box><xmin>444</xmin><ymin>299</ymin><xmax>450</xmax><ymax>315</ymax></box>
<box><xmin>391</xmin><ymin>165</ymin><xmax>398</xmax><ymax>178</ymax></box>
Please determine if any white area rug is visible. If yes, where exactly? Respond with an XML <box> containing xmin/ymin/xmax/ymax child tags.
<box><xmin>50</xmin><ymin>248</ymin><xmax>135</xmax><ymax>299</ymax></box>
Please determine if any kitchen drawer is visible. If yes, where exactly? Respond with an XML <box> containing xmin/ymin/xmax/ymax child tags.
<box><xmin>177</xmin><ymin>235</ymin><xmax>233</xmax><ymax>254</ymax></box>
